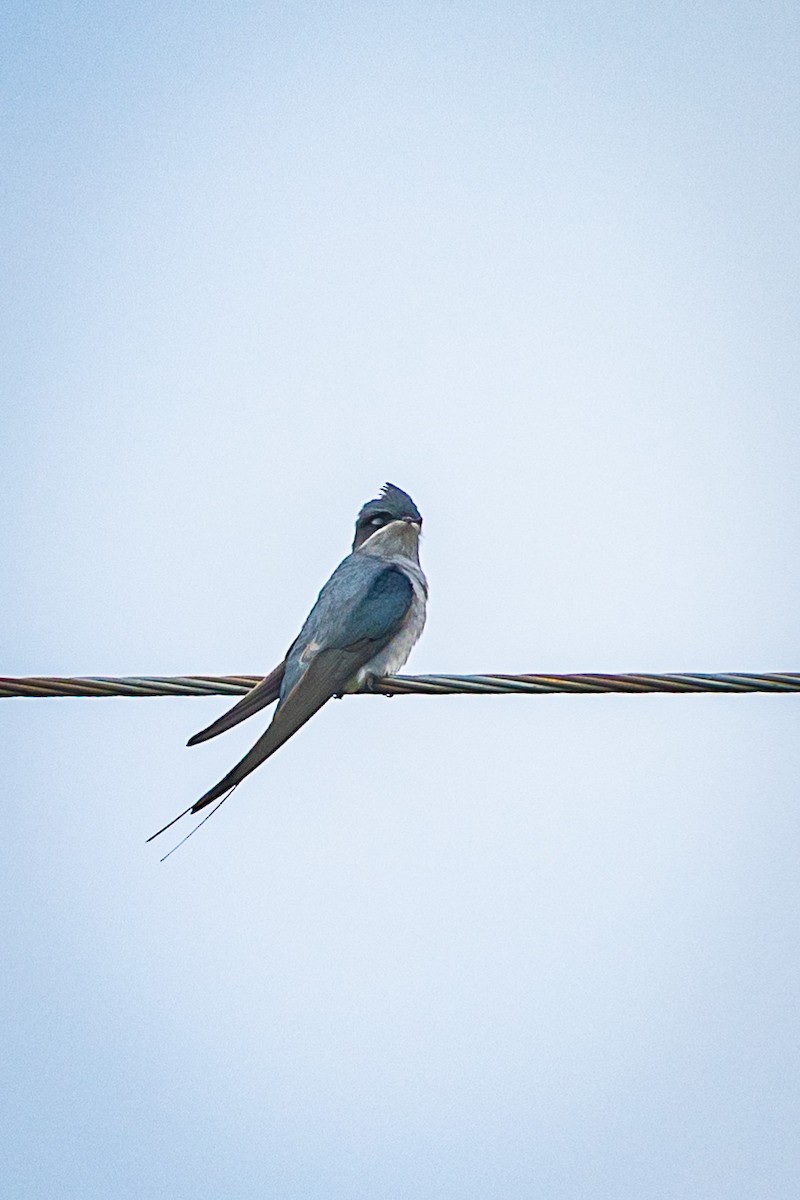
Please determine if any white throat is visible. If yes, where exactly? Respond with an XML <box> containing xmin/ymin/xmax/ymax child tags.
<box><xmin>360</xmin><ymin>519</ymin><xmax>421</xmax><ymax>564</ymax></box>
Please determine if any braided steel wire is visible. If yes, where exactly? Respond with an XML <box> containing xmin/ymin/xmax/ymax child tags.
<box><xmin>1</xmin><ymin>672</ymin><xmax>799</xmax><ymax>699</ymax></box>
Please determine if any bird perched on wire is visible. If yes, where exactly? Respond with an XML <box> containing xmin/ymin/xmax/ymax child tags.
<box><xmin>149</xmin><ymin>483</ymin><xmax>427</xmax><ymax>850</ymax></box>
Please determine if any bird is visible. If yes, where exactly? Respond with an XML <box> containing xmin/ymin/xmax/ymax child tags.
<box><xmin>148</xmin><ymin>483</ymin><xmax>427</xmax><ymax>845</ymax></box>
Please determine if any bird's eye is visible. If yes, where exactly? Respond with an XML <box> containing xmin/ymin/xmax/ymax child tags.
<box><xmin>365</xmin><ymin>510</ymin><xmax>391</xmax><ymax>527</ymax></box>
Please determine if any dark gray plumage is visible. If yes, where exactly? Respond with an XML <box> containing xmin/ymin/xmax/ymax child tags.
<box><xmin>149</xmin><ymin>483</ymin><xmax>427</xmax><ymax>844</ymax></box>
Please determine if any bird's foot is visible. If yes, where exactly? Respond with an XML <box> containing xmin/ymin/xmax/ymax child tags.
<box><xmin>362</xmin><ymin>673</ymin><xmax>394</xmax><ymax>697</ymax></box>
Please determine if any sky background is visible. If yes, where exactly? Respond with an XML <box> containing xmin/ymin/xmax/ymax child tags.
<box><xmin>2</xmin><ymin>2</ymin><xmax>800</xmax><ymax>1197</ymax></box>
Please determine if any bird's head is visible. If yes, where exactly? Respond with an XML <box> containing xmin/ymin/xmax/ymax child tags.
<box><xmin>353</xmin><ymin>482</ymin><xmax>423</xmax><ymax>554</ymax></box>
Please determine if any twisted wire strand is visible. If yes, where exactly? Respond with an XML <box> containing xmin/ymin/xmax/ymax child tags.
<box><xmin>1</xmin><ymin>672</ymin><xmax>799</xmax><ymax>699</ymax></box>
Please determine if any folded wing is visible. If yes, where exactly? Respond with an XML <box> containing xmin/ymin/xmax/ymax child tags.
<box><xmin>187</xmin><ymin>565</ymin><xmax>414</xmax><ymax>812</ymax></box>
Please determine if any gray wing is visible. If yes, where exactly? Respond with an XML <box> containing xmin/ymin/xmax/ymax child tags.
<box><xmin>188</xmin><ymin>564</ymin><xmax>414</xmax><ymax>811</ymax></box>
<box><xmin>185</xmin><ymin>543</ymin><xmax>411</xmax><ymax>746</ymax></box>
<box><xmin>280</xmin><ymin>555</ymin><xmax>415</xmax><ymax>695</ymax></box>
<box><xmin>186</xmin><ymin>660</ymin><xmax>286</xmax><ymax>745</ymax></box>
<box><xmin>149</xmin><ymin>563</ymin><xmax>414</xmax><ymax>839</ymax></box>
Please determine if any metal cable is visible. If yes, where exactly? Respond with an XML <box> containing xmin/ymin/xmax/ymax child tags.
<box><xmin>1</xmin><ymin>672</ymin><xmax>799</xmax><ymax>699</ymax></box>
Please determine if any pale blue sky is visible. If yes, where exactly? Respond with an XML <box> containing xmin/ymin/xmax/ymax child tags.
<box><xmin>3</xmin><ymin>3</ymin><xmax>800</xmax><ymax>1197</ymax></box>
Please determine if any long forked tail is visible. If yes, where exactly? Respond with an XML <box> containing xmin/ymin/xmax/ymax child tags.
<box><xmin>148</xmin><ymin>646</ymin><xmax>363</xmax><ymax>847</ymax></box>
<box><xmin>146</xmin><ymin>784</ymin><xmax>239</xmax><ymax>853</ymax></box>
